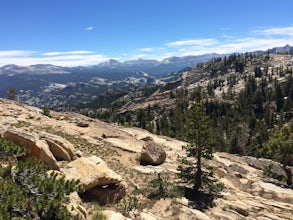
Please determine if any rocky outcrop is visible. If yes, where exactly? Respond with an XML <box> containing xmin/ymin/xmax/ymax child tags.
<box><xmin>61</xmin><ymin>156</ymin><xmax>125</xmax><ymax>204</ymax></box>
<box><xmin>41</xmin><ymin>132</ymin><xmax>76</xmax><ymax>161</ymax></box>
<box><xmin>3</xmin><ymin>128</ymin><xmax>59</xmax><ymax>170</ymax></box>
<box><xmin>67</xmin><ymin>192</ymin><xmax>87</xmax><ymax>220</ymax></box>
<box><xmin>1</xmin><ymin>98</ymin><xmax>293</xmax><ymax>220</ymax></box>
<box><xmin>243</xmin><ymin>156</ymin><xmax>293</xmax><ymax>177</ymax></box>
<box><xmin>61</xmin><ymin>156</ymin><xmax>122</xmax><ymax>190</ymax></box>
<box><xmin>140</xmin><ymin>141</ymin><xmax>166</xmax><ymax>165</ymax></box>
<box><xmin>87</xmin><ymin>181</ymin><xmax>126</xmax><ymax>205</ymax></box>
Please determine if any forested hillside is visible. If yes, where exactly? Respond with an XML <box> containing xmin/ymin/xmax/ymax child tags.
<box><xmin>76</xmin><ymin>52</ymin><xmax>293</xmax><ymax>165</ymax></box>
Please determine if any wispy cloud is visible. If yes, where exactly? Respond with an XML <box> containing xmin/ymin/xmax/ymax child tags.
<box><xmin>0</xmin><ymin>50</ymin><xmax>37</xmax><ymax>57</ymax></box>
<box><xmin>256</xmin><ymin>26</ymin><xmax>293</xmax><ymax>36</ymax></box>
<box><xmin>42</xmin><ymin>50</ymin><xmax>95</xmax><ymax>56</ymax></box>
<box><xmin>1</xmin><ymin>26</ymin><xmax>293</xmax><ymax>66</ymax></box>
<box><xmin>144</xmin><ymin>26</ymin><xmax>293</xmax><ymax>60</ymax></box>
<box><xmin>138</xmin><ymin>47</ymin><xmax>154</xmax><ymax>52</ymax></box>
<box><xmin>0</xmin><ymin>50</ymin><xmax>109</xmax><ymax>67</ymax></box>
<box><xmin>85</xmin><ymin>26</ymin><xmax>94</xmax><ymax>31</ymax></box>
<box><xmin>166</xmin><ymin>38</ymin><xmax>218</xmax><ymax>47</ymax></box>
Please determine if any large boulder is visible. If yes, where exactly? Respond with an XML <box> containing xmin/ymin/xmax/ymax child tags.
<box><xmin>243</xmin><ymin>156</ymin><xmax>293</xmax><ymax>178</ymax></box>
<box><xmin>61</xmin><ymin>156</ymin><xmax>126</xmax><ymax>204</ymax></box>
<box><xmin>86</xmin><ymin>181</ymin><xmax>126</xmax><ymax>205</ymax></box>
<box><xmin>41</xmin><ymin>132</ymin><xmax>76</xmax><ymax>161</ymax></box>
<box><xmin>3</xmin><ymin>128</ymin><xmax>59</xmax><ymax>170</ymax></box>
<box><xmin>61</xmin><ymin>156</ymin><xmax>123</xmax><ymax>190</ymax></box>
<box><xmin>140</xmin><ymin>141</ymin><xmax>166</xmax><ymax>166</ymax></box>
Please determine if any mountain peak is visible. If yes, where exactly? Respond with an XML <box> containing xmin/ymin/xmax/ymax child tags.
<box><xmin>98</xmin><ymin>59</ymin><xmax>122</xmax><ymax>67</ymax></box>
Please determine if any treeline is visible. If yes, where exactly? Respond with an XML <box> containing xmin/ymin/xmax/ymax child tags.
<box><xmin>75</xmin><ymin>53</ymin><xmax>293</xmax><ymax>161</ymax></box>
<box><xmin>73</xmin><ymin>85</ymin><xmax>159</xmax><ymax>121</ymax></box>
<box><xmin>125</xmin><ymin>56</ymin><xmax>293</xmax><ymax>159</ymax></box>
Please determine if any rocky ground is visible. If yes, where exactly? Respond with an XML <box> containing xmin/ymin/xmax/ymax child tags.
<box><xmin>0</xmin><ymin>98</ymin><xmax>292</xmax><ymax>220</ymax></box>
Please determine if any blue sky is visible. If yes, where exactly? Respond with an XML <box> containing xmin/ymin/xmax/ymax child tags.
<box><xmin>0</xmin><ymin>0</ymin><xmax>293</xmax><ymax>66</ymax></box>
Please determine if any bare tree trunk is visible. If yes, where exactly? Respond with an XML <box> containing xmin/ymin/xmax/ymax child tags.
<box><xmin>194</xmin><ymin>146</ymin><xmax>202</xmax><ymax>191</ymax></box>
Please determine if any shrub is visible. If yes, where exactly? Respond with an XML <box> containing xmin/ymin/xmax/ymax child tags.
<box><xmin>0</xmin><ymin>139</ymin><xmax>82</xmax><ymax>219</ymax></box>
<box><xmin>115</xmin><ymin>193</ymin><xmax>144</xmax><ymax>217</ymax></box>
<box><xmin>42</xmin><ymin>105</ymin><xmax>51</xmax><ymax>117</ymax></box>
<box><xmin>92</xmin><ymin>210</ymin><xmax>107</xmax><ymax>220</ymax></box>
<box><xmin>146</xmin><ymin>172</ymin><xmax>183</xmax><ymax>199</ymax></box>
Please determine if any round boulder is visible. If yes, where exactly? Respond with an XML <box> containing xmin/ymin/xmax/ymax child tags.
<box><xmin>140</xmin><ymin>141</ymin><xmax>166</xmax><ymax>166</ymax></box>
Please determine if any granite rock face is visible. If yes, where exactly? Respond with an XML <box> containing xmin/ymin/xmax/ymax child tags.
<box><xmin>3</xmin><ymin>128</ymin><xmax>59</xmax><ymax>170</ymax></box>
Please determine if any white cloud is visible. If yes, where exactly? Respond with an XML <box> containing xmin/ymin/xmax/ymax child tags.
<box><xmin>0</xmin><ymin>50</ymin><xmax>37</xmax><ymax>57</ymax></box>
<box><xmin>166</xmin><ymin>38</ymin><xmax>218</xmax><ymax>47</ymax></box>
<box><xmin>256</xmin><ymin>26</ymin><xmax>293</xmax><ymax>36</ymax></box>
<box><xmin>85</xmin><ymin>26</ymin><xmax>94</xmax><ymax>31</ymax></box>
<box><xmin>0</xmin><ymin>50</ymin><xmax>109</xmax><ymax>67</ymax></box>
<box><xmin>136</xmin><ymin>36</ymin><xmax>293</xmax><ymax>61</ymax></box>
<box><xmin>42</xmin><ymin>50</ymin><xmax>95</xmax><ymax>56</ymax></box>
<box><xmin>1</xmin><ymin>26</ymin><xmax>293</xmax><ymax>66</ymax></box>
<box><xmin>138</xmin><ymin>47</ymin><xmax>154</xmax><ymax>52</ymax></box>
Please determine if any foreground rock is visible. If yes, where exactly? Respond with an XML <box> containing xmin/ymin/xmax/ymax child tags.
<box><xmin>102</xmin><ymin>210</ymin><xmax>130</xmax><ymax>220</ymax></box>
<box><xmin>140</xmin><ymin>140</ymin><xmax>166</xmax><ymax>165</ymax></box>
<box><xmin>87</xmin><ymin>182</ymin><xmax>126</xmax><ymax>205</ymax></box>
<box><xmin>41</xmin><ymin>132</ymin><xmax>76</xmax><ymax>161</ymax></box>
<box><xmin>67</xmin><ymin>192</ymin><xmax>87</xmax><ymax>220</ymax></box>
<box><xmin>61</xmin><ymin>156</ymin><xmax>126</xmax><ymax>204</ymax></box>
<box><xmin>3</xmin><ymin>128</ymin><xmax>59</xmax><ymax>170</ymax></box>
<box><xmin>1</xmin><ymin>99</ymin><xmax>293</xmax><ymax>219</ymax></box>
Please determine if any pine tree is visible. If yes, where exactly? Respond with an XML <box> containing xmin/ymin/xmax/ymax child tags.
<box><xmin>177</xmin><ymin>88</ymin><xmax>221</xmax><ymax>193</ymax></box>
<box><xmin>260</xmin><ymin>125</ymin><xmax>293</xmax><ymax>185</ymax></box>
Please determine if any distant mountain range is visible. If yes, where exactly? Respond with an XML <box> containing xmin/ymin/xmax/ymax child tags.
<box><xmin>1</xmin><ymin>45</ymin><xmax>292</xmax><ymax>78</ymax></box>
<box><xmin>254</xmin><ymin>44</ymin><xmax>293</xmax><ymax>56</ymax></box>
<box><xmin>0</xmin><ymin>45</ymin><xmax>292</xmax><ymax>107</ymax></box>
<box><xmin>0</xmin><ymin>53</ymin><xmax>223</xmax><ymax>78</ymax></box>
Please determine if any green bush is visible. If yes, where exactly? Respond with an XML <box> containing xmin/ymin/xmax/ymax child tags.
<box><xmin>146</xmin><ymin>173</ymin><xmax>183</xmax><ymax>199</ymax></box>
<box><xmin>42</xmin><ymin>105</ymin><xmax>51</xmax><ymax>117</ymax></box>
<box><xmin>0</xmin><ymin>139</ymin><xmax>82</xmax><ymax>219</ymax></box>
<box><xmin>115</xmin><ymin>193</ymin><xmax>144</xmax><ymax>217</ymax></box>
<box><xmin>263</xmin><ymin>164</ymin><xmax>285</xmax><ymax>182</ymax></box>
<box><xmin>92</xmin><ymin>210</ymin><xmax>107</xmax><ymax>220</ymax></box>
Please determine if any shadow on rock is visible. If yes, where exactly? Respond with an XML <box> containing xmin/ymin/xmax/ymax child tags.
<box><xmin>184</xmin><ymin>187</ymin><xmax>222</xmax><ymax>210</ymax></box>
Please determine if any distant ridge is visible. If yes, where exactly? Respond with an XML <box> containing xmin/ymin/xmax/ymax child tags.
<box><xmin>253</xmin><ymin>44</ymin><xmax>293</xmax><ymax>56</ymax></box>
<box><xmin>0</xmin><ymin>53</ymin><xmax>223</xmax><ymax>76</ymax></box>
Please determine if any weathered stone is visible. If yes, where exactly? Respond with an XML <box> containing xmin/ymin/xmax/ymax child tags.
<box><xmin>67</xmin><ymin>192</ymin><xmax>87</xmax><ymax>220</ymax></box>
<box><xmin>141</xmin><ymin>136</ymin><xmax>154</xmax><ymax>142</ymax></box>
<box><xmin>76</xmin><ymin>122</ymin><xmax>89</xmax><ymax>127</ymax></box>
<box><xmin>86</xmin><ymin>182</ymin><xmax>126</xmax><ymax>205</ymax></box>
<box><xmin>45</xmin><ymin>139</ymin><xmax>71</xmax><ymax>161</ymax></box>
<box><xmin>244</xmin><ymin>156</ymin><xmax>290</xmax><ymax>177</ymax></box>
<box><xmin>87</xmin><ymin>155</ymin><xmax>107</xmax><ymax>166</ymax></box>
<box><xmin>75</xmin><ymin>150</ymin><xmax>83</xmax><ymax>158</ymax></box>
<box><xmin>0</xmin><ymin>125</ymin><xmax>7</xmax><ymax>138</ymax></box>
<box><xmin>228</xmin><ymin>163</ymin><xmax>248</xmax><ymax>175</ymax></box>
<box><xmin>140</xmin><ymin>141</ymin><xmax>166</xmax><ymax>165</ymax></box>
<box><xmin>41</xmin><ymin>132</ymin><xmax>76</xmax><ymax>160</ymax></box>
<box><xmin>61</xmin><ymin>156</ymin><xmax>123</xmax><ymax>190</ymax></box>
<box><xmin>133</xmin><ymin>165</ymin><xmax>165</xmax><ymax>174</ymax></box>
<box><xmin>140</xmin><ymin>212</ymin><xmax>159</xmax><ymax>220</ymax></box>
<box><xmin>3</xmin><ymin>128</ymin><xmax>59</xmax><ymax>170</ymax></box>
<box><xmin>102</xmin><ymin>210</ymin><xmax>130</xmax><ymax>220</ymax></box>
